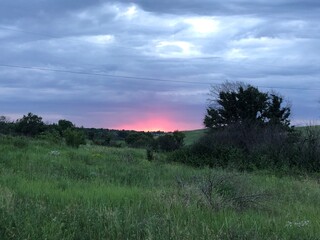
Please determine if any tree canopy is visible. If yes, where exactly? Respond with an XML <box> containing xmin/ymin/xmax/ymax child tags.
<box><xmin>58</xmin><ymin>119</ymin><xmax>74</xmax><ymax>131</ymax></box>
<box><xmin>204</xmin><ymin>82</ymin><xmax>291</xmax><ymax>129</ymax></box>
<box><xmin>15</xmin><ymin>112</ymin><xmax>45</xmax><ymax>137</ymax></box>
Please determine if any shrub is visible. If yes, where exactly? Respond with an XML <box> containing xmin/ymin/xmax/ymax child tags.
<box><xmin>158</xmin><ymin>135</ymin><xmax>178</xmax><ymax>152</ymax></box>
<box><xmin>167</xmin><ymin>146</ymin><xmax>194</xmax><ymax>165</ymax></box>
<box><xmin>108</xmin><ymin>140</ymin><xmax>123</xmax><ymax>148</ymax></box>
<box><xmin>92</xmin><ymin>133</ymin><xmax>111</xmax><ymax>146</ymax></box>
<box><xmin>0</xmin><ymin>116</ymin><xmax>15</xmax><ymax>135</ymax></box>
<box><xmin>146</xmin><ymin>148</ymin><xmax>154</xmax><ymax>161</ymax></box>
<box><xmin>198</xmin><ymin>172</ymin><xmax>270</xmax><ymax>211</ymax></box>
<box><xmin>168</xmin><ymin>143</ymin><xmax>246</xmax><ymax>169</ymax></box>
<box><xmin>175</xmin><ymin>171</ymin><xmax>271</xmax><ymax>211</ymax></box>
<box><xmin>169</xmin><ymin>124</ymin><xmax>320</xmax><ymax>173</ymax></box>
<box><xmin>64</xmin><ymin>129</ymin><xmax>86</xmax><ymax>148</ymax></box>
<box><xmin>38</xmin><ymin>129</ymin><xmax>62</xmax><ymax>144</ymax></box>
<box><xmin>294</xmin><ymin>126</ymin><xmax>320</xmax><ymax>171</ymax></box>
<box><xmin>125</xmin><ymin>132</ymin><xmax>155</xmax><ymax>148</ymax></box>
<box><xmin>157</xmin><ymin>131</ymin><xmax>185</xmax><ymax>152</ymax></box>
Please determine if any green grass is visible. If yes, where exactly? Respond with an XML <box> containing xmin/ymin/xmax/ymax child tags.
<box><xmin>182</xmin><ymin>125</ymin><xmax>320</xmax><ymax>146</ymax></box>
<box><xmin>0</xmin><ymin>135</ymin><xmax>320</xmax><ymax>239</ymax></box>
<box><xmin>183</xmin><ymin>129</ymin><xmax>206</xmax><ymax>145</ymax></box>
<box><xmin>296</xmin><ymin>125</ymin><xmax>320</xmax><ymax>133</ymax></box>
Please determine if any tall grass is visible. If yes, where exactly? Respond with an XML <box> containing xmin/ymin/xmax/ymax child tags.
<box><xmin>0</xmin><ymin>135</ymin><xmax>319</xmax><ymax>239</ymax></box>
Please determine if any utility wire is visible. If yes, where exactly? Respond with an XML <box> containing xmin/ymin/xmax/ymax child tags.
<box><xmin>0</xmin><ymin>26</ymin><xmax>60</xmax><ymax>39</ymax></box>
<box><xmin>0</xmin><ymin>63</ymin><xmax>211</xmax><ymax>85</ymax></box>
<box><xmin>1</xmin><ymin>25</ymin><xmax>319</xmax><ymax>91</ymax></box>
<box><xmin>0</xmin><ymin>63</ymin><xmax>319</xmax><ymax>91</ymax></box>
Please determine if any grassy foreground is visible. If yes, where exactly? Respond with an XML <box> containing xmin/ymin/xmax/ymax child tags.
<box><xmin>0</xmin><ymin>136</ymin><xmax>320</xmax><ymax>239</ymax></box>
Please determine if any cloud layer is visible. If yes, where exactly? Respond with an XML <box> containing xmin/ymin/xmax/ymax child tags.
<box><xmin>0</xmin><ymin>0</ymin><xmax>319</xmax><ymax>130</ymax></box>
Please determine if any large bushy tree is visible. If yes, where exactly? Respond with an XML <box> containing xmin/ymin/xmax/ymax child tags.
<box><xmin>16</xmin><ymin>112</ymin><xmax>45</xmax><ymax>137</ymax></box>
<box><xmin>204</xmin><ymin>82</ymin><xmax>291</xmax><ymax>129</ymax></box>
<box><xmin>58</xmin><ymin>119</ymin><xmax>74</xmax><ymax>132</ymax></box>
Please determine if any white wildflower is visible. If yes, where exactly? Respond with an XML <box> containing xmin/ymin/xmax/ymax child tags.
<box><xmin>286</xmin><ymin>220</ymin><xmax>310</xmax><ymax>228</ymax></box>
<box><xmin>50</xmin><ymin>150</ymin><xmax>60</xmax><ymax>156</ymax></box>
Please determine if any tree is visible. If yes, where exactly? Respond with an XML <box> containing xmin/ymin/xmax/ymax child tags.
<box><xmin>172</xmin><ymin>130</ymin><xmax>185</xmax><ymax>148</ymax></box>
<box><xmin>157</xmin><ymin>131</ymin><xmax>185</xmax><ymax>152</ymax></box>
<box><xmin>58</xmin><ymin>119</ymin><xmax>74</xmax><ymax>134</ymax></box>
<box><xmin>92</xmin><ymin>130</ymin><xmax>111</xmax><ymax>146</ymax></box>
<box><xmin>158</xmin><ymin>135</ymin><xmax>177</xmax><ymax>152</ymax></box>
<box><xmin>16</xmin><ymin>113</ymin><xmax>45</xmax><ymax>137</ymax></box>
<box><xmin>266</xmin><ymin>93</ymin><xmax>291</xmax><ymax>127</ymax></box>
<box><xmin>204</xmin><ymin>82</ymin><xmax>291</xmax><ymax>129</ymax></box>
<box><xmin>0</xmin><ymin>116</ymin><xmax>14</xmax><ymax>135</ymax></box>
<box><xmin>125</xmin><ymin>132</ymin><xmax>155</xmax><ymax>148</ymax></box>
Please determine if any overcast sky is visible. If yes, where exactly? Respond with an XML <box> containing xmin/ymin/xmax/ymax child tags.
<box><xmin>0</xmin><ymin>0</ymin><xmax>319</xmax><ymax>131</ymax></box>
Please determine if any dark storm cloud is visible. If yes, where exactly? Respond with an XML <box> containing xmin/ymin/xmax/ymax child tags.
<box><xmin>3</xmin><ymin>0</ymin><xmax>319</xmax><ymax>19</ymax></box>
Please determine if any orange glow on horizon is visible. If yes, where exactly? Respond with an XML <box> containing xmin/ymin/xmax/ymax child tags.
<box><xmin>115</xmin><ymin>115</ymin><xmax>198</xmax><ymax>132</ymax></box>
<box><xmin>117</xmin><ymin>117</ymin><xmax>175</xmax><ymax>132</ymax></box>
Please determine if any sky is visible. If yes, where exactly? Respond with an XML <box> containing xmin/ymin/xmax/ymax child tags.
<box><xmin>0</xmin><ymin>0</ymin><xmax>319</xmax><ymax>131</ymax></box>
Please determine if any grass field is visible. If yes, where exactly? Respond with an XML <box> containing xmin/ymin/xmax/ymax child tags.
<box><xmin>183</xmin><ymin>125</ymin><xmax>320</xmax><ymax>145</ymax></box>
<box><xmin>1</xmin><ymin>135</ymin><xmax>320</xmax><ymax>239</ymax></box>
<box><xmin>182</xmin><ymin>129</ymin><xmax>206</xmax><ymax>145</ymax></box>
<box><xmin>182</xmin><ymin>125</ymin><xmax>320</xmax><ymax>146</ymax></box>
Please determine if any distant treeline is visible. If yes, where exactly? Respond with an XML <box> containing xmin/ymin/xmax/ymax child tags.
<box><xmin>0</xmin><ymin>113</ymin><xmax>185</xmax><ymax>152</ymax></box>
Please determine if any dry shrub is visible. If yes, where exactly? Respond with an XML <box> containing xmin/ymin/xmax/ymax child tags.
<box><xmin>175</xmin><ymin>171</ymin><xmax>271</xmax><ymax>211</ymax></box>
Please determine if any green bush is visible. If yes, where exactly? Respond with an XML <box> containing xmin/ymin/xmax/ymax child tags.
<box><xmin>64</xmin><ymin>129</ymin><xmax>86</xmax><ymax>148</ymax></box>
<box><xmin>293</xmin><ymin>126</ymin><xmax>320</xmax><ymax>171</ymax></box>
<box><xmin>169</xmin><ymin>125</ymin><xmax>320</xmax><ymax>173</ymax></box>
<box><xmin>168</xmin><ymin>144</ymin><xmax>246</xmax><ymax>169</ymax></box>
<box><xmin>146</xmin><ymin>148</ymin><xmax>154</xmax><ymax>161</ymax></box>
<box><xmin>157</xmin><ymin>135</ymin><xmax>178</xmax><ymax>152</ymax></box>
<box><xmin>125</xmin><ymin>132</ymin><xmax>155</xmax><ymax>148</ymax></box>
<box><xmin>38</xmin><ymin>129</ymin><xmax>62</xmax><ymax>144</ymax></box>
<box><xmin>157</xmin><ymin>131</ymin><xmax>185</xmax><ymax>152</ymax></box>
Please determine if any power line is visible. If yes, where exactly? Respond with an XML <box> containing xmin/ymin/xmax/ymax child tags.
<box><xmin>248</xmin><ymin>85</ymin><xmax>320</xmax><ymax>91</ymax></box>
<box><xmin>1</xmin><ymin>25</ymin><xmax>319</xmax><ymax>90</ymax></box>
<box><xmin>0</xmin><ymin>26</ymin><xmax>60</xmax><ymax>39</ymax></box>
<box><xmin>0</xmin><ymin>63</ymin><xmax>211</xmax><ymax>85</ymax></box>
<box><xmin>0</xmin><ymin>63</ymin><xmax>319</xmax><ymax>91</ymax></box>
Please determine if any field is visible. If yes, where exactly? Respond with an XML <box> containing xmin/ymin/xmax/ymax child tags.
<box><xmin>182</xmin><ymin>125</ymin><xmax>320</xmax><ymax>146</ymax></box>
<box><xmin>182</xmin><ymin>129</ymin><xmax>206</xmax><ymax>145</ymax></box>
<box><xmin>1</xmin><ymin>135</ymin><xmax>320</xmax><ymax>239</ymax></box>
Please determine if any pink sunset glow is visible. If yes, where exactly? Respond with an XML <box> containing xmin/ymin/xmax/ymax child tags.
<box><xmin>116</xmin><ymin>115</ymin><xmax>201</xmax><ymax>132</ymax></box>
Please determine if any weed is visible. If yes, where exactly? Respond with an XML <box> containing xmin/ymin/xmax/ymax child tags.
<box><xmin>13</xmin><ymin>137</ymin><xmax>28</xmax><ymax>148</ymax></box>
<box><xmin>176</xmin><ymin>171</ymin><xmax>271</xmax><ymax>211</ymax></box>
<box><xmin>146</xmin><ymin>148</ymin><xmax>154</xmax><ymax>161</ymax></box>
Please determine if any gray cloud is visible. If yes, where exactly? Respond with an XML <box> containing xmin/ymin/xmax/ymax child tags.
<box><xmin>112</xmin><ymin>0</ymin><xmax>320</xmax><ymax>18</ymax></box>
<box><xmin>0</xmin><ymin>0</ymin><xmax>319</xmax><ymax>130</ymax></box>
